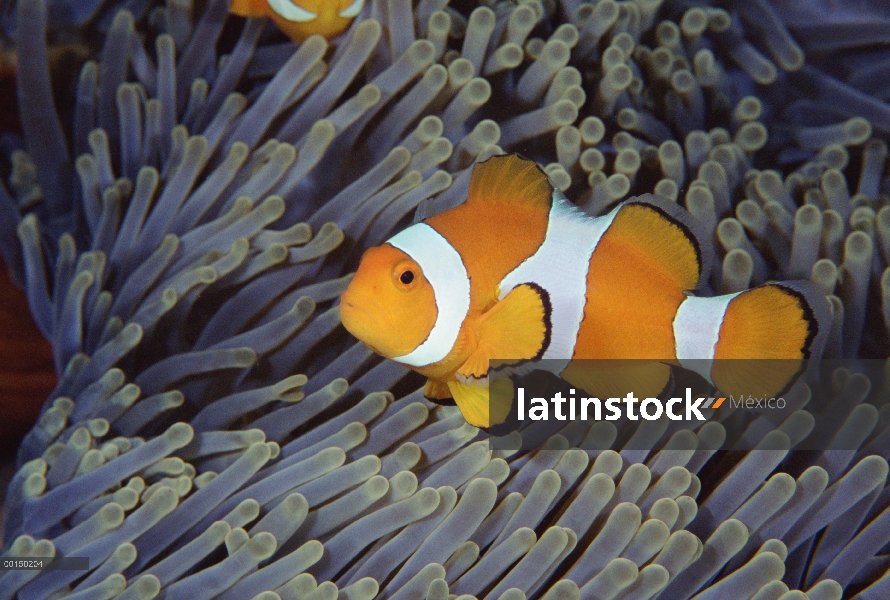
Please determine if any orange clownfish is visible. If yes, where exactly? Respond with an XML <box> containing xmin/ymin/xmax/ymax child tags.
<box><xmin>230</xmin><ymin>0</ymin><xmax>365</xmax><ymax>42</ymax></box>
<box><xmin>339</xmin><ymin>155</ymin><xmax>830</xmax><ymax>428</ymax></box>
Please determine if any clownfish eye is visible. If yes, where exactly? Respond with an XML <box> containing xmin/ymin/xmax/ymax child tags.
<box><xmin>400</xmin><ymin>270</ymin><xmax>415</xmax><ymax>285</ymax></box>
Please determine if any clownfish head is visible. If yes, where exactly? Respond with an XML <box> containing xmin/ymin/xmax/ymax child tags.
<box><xmin>340</xmin><ymin>243</ymin><xmax>438</xmax><ymax>360</ymax></box>
<box><xmin>266</xmin><ymin>0</ymin><xmax>365</xmax><ymax>41</ymax></box>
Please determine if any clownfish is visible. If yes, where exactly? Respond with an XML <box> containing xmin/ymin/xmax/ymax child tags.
<box><xmin>339</xmin><ymin>155</ymin><xmax>830</xmax><ymax>428</ymax></box>
<box><xmin>230</xmin><ymin>0</ymin><xmax>364</xmax><ymax>42</ymax></box>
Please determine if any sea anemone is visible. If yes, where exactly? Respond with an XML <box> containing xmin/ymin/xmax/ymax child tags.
<box><xmin>1</xmin><ymin>0</ymin><xmax>889</xmax><ymax>598</ymax></box>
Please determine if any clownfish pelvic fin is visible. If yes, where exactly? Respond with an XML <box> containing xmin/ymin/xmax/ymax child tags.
<box><xmin>423</xmin><ymin>379</ymin><xmax>453</xmax><ymax>404</ymax></box>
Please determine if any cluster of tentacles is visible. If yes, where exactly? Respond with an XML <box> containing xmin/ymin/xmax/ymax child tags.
<box><xmin>1</xmin><ymin>0</ymin><xmax>890</xmax><ymax>598</ymax></box>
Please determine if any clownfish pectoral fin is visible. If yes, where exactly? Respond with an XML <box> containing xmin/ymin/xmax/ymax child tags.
<box><xmin>467</xmin><ymin>154</ymin><xmax>553</xmax><ymax>211</ymax></box>
<box><xmin>608</xmin><ymin>196</ymin><xmax>713</xmax><ymax>293</ymax></box>
<box><xmin>230</xmin><ymin>0</ymin><xmax>272</xmax><ymax>17</ymax></box>
<box><xmin>424</xmin><ymin>379</ymin><xmax>456</xmax><ymax>406</ymax></box>
<box><xmin>457</xmin><ymin>283</ymin><xmax>550</xmax><ymax>380</ymax></box>
<box><xmin>561</xmin><ymin>360</ymin><xmax>672</xmax><ymax>402</ymax></box>
<box><xmin>448</xmin><ymin>376</ymin><xmax>514</xmax><ymax>429</ymax></box>
<box><xmin>706</xmin><ymin>281</ymin><xmax>830</xmax><ymax>398</ymax></box>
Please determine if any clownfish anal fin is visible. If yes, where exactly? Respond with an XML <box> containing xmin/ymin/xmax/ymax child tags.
<box><xmin>561</xmin><ymin>360</ymin><xmax>672</xmax><ymax>401</ymax></box>
<box><xmin>467</xmin><ymin>154</ymin><xmax>553</xmax><ymax>210</ymax></box>
<box><xmin>447</xmin><ymin>377</ymin><xmax>514</xmax><ymax>428</ymax></box>
<box><xmin>448</xmin><ymin>379</ymin><xmax>489</xmax><ymax>428</ymax></box>
<box><xmin>230</xmin><ymin>0</ymin><xmax>272</xmax><ymax>17</ymax></box>
<box><xmin>424</xmin><ymin>379</ymin><xmax>456</xmax><ymax>405</ymax></box>
<box><xmin>426</xmin><ymin>396</ymin><xmax>457</xmax><ymax>407</ymax></box>
<box><xmin>458</xmin><ymin>283</ymin><xmax>551</xmax><ymax>380</ymax></box>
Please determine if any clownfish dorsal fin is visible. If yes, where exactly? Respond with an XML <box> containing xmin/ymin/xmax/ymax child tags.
<box><xmin>466</xmin><ymin>154</ymin><xmax>553</xmax><ymax>211</ymax></box>
<box><xmin>605</xmin><ymin>195</ymin><xmax>712</xmax><ymax>293</ymax></box>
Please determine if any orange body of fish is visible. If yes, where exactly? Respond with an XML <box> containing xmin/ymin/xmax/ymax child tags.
<box><xmin>230</xmin><ymin>0</ymin><xmax>364</xmax><ymax>41</ymax></box>
<box><xmin>339</xmin><ymin>155</ymin><xmax>830</xmax><ymax>428</ymax></box>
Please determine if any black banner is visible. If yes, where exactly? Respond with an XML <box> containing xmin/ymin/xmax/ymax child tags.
<box><xmin>484</xmin><ymin>359</ymin><xmax>889</xmax><ymax>452</ymax></box>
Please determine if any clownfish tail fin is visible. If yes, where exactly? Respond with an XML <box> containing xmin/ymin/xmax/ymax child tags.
<box><xmin>712</xmin><ymin>281</ymin><xmax>829</xmax><ymax>361</ymax></box>
<box><xmin>677</xmin><ymin>282</ymin><xmax>830</xmax><ymax>396</ymax></box>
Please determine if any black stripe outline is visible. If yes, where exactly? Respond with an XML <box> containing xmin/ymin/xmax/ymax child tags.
<box><xmin>767</xmin><ymin>283</ymin><xmax>820</xmax><ymax>360</ymax></box>
<box><xmin>524</xmin><ymin>282</ymin><xmax>553</xmax><ymax>361</ymax></box>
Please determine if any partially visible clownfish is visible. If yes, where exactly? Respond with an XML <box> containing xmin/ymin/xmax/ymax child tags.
<box><xmin>339</xmin><ymin>155</ymin><xmax>830</xmax><ymax>428</ymax></box>
<box><xmin>230</xmin><ymin>0</ymin><xmax>365</xmax><ymax>42</ymax></box>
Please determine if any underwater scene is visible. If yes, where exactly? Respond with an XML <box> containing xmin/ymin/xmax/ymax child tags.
<box><xmin>1</xmin><ymin>0</ymin><xmax>890</xmax><ymax>598</ymax></box>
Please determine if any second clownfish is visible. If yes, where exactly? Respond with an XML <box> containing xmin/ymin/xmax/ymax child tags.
<box><xmin>230</xmin><ymin>0</ymin><xmax>365</xmax><ymax>42</ymax></box>
<box><xmin>339</xmin><ymin>155</ymin><xmax>830</xmax><ymax>428</ymax></box>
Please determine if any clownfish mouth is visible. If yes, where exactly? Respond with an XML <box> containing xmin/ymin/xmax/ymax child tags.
<box><xmin>339</xmin><ymin>299</ymin><xmax>359</xmax><ymax>312</ymax></box>
<box><xmin>339</xmin><ymin>298</ymin><xmax>369</xmax><ymax>315</ymax></box>
<box><xmin>338</xmin><ymin>299</ymin><xmax>367</xmax><ymax>325</ymax></box>
<box><xmin>338</xmin><ymin>299</ymin><xmax>379</xmax><ymax>343</ymax></box>
<box><xmin>339</xmin><ymin>303</ymin><xmax>381</xmax><ymax>353</ymax></box>
<box><xmin>339</xmin><ymin>299</ymin><xmax>377</xmax><ymax>323</ymax></box>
